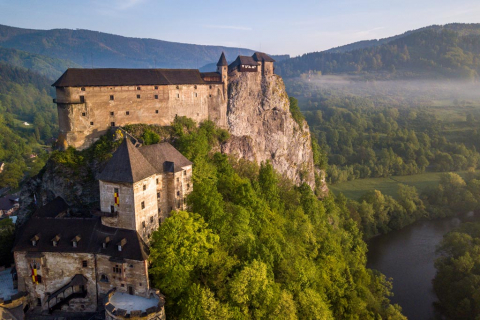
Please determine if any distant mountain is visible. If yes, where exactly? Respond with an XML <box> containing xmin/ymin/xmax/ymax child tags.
<box><xmin>0</xmin><ymin>24</ymin><xmax>258</xmax><ymax>69</ymax></box>
<box><xmin>277</xmin><ymin>23</ymin><xmax>480</xmax><ymax>80</ymax></box>
<box><xmin>0</xmin><ymin>47</ymin><xmax>80</xmax><ymax>79</ymax></box>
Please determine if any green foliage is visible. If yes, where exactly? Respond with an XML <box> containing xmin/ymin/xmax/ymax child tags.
<box><xmin>289</xmin><ymin>97</ymin><xmax>305</xmax><ymax>128</ymax></box>
<box><xmin>142</xmin><ymin>129</ymin><xmax>160</xmax><ymax>145</ymax></box>
<box><xmin>0</xmin><ymin>218</ymin><xmax>15</xmax><ymax>267</ymax></box>
<box><xmin>433</xmin><ymin>222</ymin><xmax>480</xmax><ymax>319</ymax></box>
<box><xmin>148</xmin><ymin>120</ymin><xmax>404</xmax><ymax>319</ymax></box>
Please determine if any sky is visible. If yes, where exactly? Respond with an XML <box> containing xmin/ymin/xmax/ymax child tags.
<box><xmin>0</xmin><ymin>0</ymin><xmax>479</xmax><ymax>56</ymax></box>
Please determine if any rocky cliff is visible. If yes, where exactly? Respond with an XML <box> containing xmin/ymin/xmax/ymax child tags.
<box><xmin>222</xmin><ymin>72</ymin><xmax>322</xmax><ymax>190</ymax></box>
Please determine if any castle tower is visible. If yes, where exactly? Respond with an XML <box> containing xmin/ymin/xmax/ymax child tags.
<box><xmin>97</xmin><ymin>138</ymin><xmax>160</xmax><ymax>244</ymax></box>
<box><xmin>217</xmin><ymin>52</ymin><xmax>228</xmax><ymax>94</ymax></box>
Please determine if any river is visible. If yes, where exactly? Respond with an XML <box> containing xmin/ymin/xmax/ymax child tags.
<box><xmin>367</xmin><ymin>212</ymin><xmax>480</xmax><ymax>320</ymax></box>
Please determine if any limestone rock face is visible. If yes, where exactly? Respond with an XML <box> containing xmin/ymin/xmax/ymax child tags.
<box><xmin>222</xmin><ymin>72</ymin><xmax>318</xmax><ymax>189</ymax></box>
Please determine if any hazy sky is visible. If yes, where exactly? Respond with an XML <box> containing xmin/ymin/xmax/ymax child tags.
<box><xmin>0</xmin><ymin>0</ymin><xmax>479</xmax><ymax>56</ymax></box>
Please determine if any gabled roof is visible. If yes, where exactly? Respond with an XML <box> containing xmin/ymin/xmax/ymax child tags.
<box><xmin>33</xmin><ymin>196</ymin><xmax>69</xmax><ymax>218</ymax></box>
<box><xmin>217</xmin><ymin>52</ymin><xmax>228</xmax><ymax>66</ymax></box>
<box><xmin>52</xmin><ymin>68</ymin><xmax>207</xmax><ymax>87</ymax></box>
<box><xmin>228</xmin><ymin>56</ymin><xmax>259</xmax><ymax>69</ymax></box>
<box><xmin>98</xmin><ymin>138</ymin><xmax>157</xmax><ymax>183</ymax></box>
<box><xmin>14</xmin><ymin>216</ymin><xmax>149</xmax><ymax>261</ymax></box>
<box><xmin>0</xmin><ymin>195</ymin><xmax>18</xmax><ymax>211</ymax></box>
<box><xmin>139</xmin><ymin>142</ymin><xmax>192</xmax><ymax>173</ymax></box>
<box><xmin>252</xmin><ymin>52</ymin><xmax>276</xmax><ymax>62</ymax></box>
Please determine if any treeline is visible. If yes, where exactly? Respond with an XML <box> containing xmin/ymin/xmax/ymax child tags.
<box><xmin>294</xmin><ymin>92</ymin><xmax>480</xmax><ymax>184</ymax></box>
<box><xmin>433</xmin><ymin>222</ymin><xmax>480</xmax><ymax>319</ymax></box>
<box><xmin>0</xmin><ymin>63</ymin><xmax>57</xmax><ymax>188</ymax></box>
<box><xmin>99</xmin><ymin>119</ymin><xmax>407</xmax><ymax>319</ymax></box>
<box><xmin>344</xmin><ymin>172</ymin><xmax>480</xmax><ymax>239</ymax></box>
<box><xmin>277</xmin><ymin>28</ymin><xmax>480</xmax><ymax>80</ymax></box>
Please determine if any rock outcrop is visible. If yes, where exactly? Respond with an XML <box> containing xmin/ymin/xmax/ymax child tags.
<box><xmin>223</xmin><ymin>72</ymin><xmax>318</xmax><ymax>190</ymax></box>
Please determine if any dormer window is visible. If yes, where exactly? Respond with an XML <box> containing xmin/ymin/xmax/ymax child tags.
<box><xmin>103</xmin><ymin>236</ymin><xmax>110</xmax><ymax>249</ymax></box>
<box><xmin>31</xmin><ymin>234</ymin><xmax>40</xmax><ymax>247</ymax></box>
<box><xmin>117</xmin><ymin>238</ymin><xmax>127</xmax><ymax>252</ymax></box>
<box><xmin>51</xmin><ymin>235</ymin><xmax>60</xmax><ymax>247</ymax></box>
<box><xmin>72</xmin><ymin>235</ymin><xmax>81</xmax><ymax>248</ymax></box>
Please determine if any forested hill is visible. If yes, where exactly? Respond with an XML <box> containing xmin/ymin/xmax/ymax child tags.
<box><xmin>0</xmin><ymin>24</ymin><xmax>257</xmax><ymax>69</ymax></box>
<box><xmin>276</xmin><ymin>23</ymin><xmax>480</xmax><ymax>80</ymax></box>
<box><xmin>0</xmin><ymin>47</ymin><xmax>80</xmax><ymax>79</ymax></box>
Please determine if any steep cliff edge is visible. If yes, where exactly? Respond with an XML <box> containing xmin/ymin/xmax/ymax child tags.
<box><xmin>223</xmin><ymin>72</ymin><xmax>326</xmax><ymax>192</ymax></box>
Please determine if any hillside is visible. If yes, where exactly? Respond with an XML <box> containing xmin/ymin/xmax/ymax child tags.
<box><xmin>276</xmin><ymin>23</ymin><xmax>480</xmax><ymax>80</ymax></box>
<box><xmin>0</xmin><ymin>47</ymin><xmax>79</xmax><ymax>79</ymax></box>
<box><xmin>0</xmin><ymin>24</ymin><xmax>257</xmax><ymax>69</ymax></box>
<box><xmin>0</xmin><ymin>63</ymin><xmax>57</xmax><ymax>188</ymax></box>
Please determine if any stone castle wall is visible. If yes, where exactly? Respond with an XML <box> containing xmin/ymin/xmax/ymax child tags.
<box><xmin>57</xmin><ymin>83</ymin><xmax>226</xmax><ymax>150</ymax></box>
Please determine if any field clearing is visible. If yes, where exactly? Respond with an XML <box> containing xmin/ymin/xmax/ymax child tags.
<box><xmin>329</xmin><ymin>171</ymin><xmax>468</xmax><ymax>200</ymax></box>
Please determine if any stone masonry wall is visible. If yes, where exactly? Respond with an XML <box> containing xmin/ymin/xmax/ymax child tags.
<box><xmin>14</xmin><ymin>251</ymin><xmax>97</xmax><ymax>312</ymax></box>
<box><xmin>101</xmin><ymin>181</ymin><xmax>136</xmax><ymax>231</ymax></box>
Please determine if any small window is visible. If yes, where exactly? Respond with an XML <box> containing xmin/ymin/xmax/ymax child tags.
<box><xmin>142</xmin><ymin>221</ymin><xmax>145</xmax><ymax>228</ymax></box>
<box><xmin>141</xmin><ymin>201</ymin><xmax>145</xmax><ymax>209</ymax></box>
<box><xmin>114</xmin><ymin>188</ymin><xmax>119</xmax><ymax>193</ymax></box>
<box><xmin>194</xmin><ymin>85</ymin><xmax>197</xmax><ymax>89</ymax></box>
<box><xmin>137</xmin><ymin>95</ymin><xmax>140</xmax><ymax>99</ymax></box>
<box><xmin>154</xmin><ymin>86</ymin><xmax>158</xmax><ymax>89</ymax></box>
<box><xmin>80</xmin><ymin>96</ymin><xmax>85</xmax><ymax>103</ymax></box>
<box><xmin>113</xmin><ymin>265</ymin><xmax>121</xmax><ymax>274</ymax></box>
<box><xmin>37</xmin><ymin>298</ymin><xmax>41</xmax><ymax>306</ymax></box>
<box><xmin>157</xmin><ymin>192</ymin><xmax>160</xmax><ymax>199</ymax></box>
<box><xmin>177</xmin><ymin>191</ymin><xmax>180</xmax><ymax>196</ymax></box>
<box><xmin>111</xmin><ymin>122</ymin><xmax>115</xmax><ymax>127</ymax></box>
<box><xmin>150</xmin><ymin>216</ymin><xmax>154</xmax><ymax>223</ymax></box>
<box><xmin>81</xmin><ymin>87</ymin><xmax>85</xmax><ymax>91</ymax></box>
<box><xmin>143</xmin><ymin>185</ymin><xmax>146</xmax><ymax>191</ymax></box>
<box><xmin>209</xmin><ymin>85</ymin><xmax>212</xmax><ymax>89</ymax></box>
<box><xmin>82</xmin><ymin>260</ymin><xmax>88</xmax><ymax>268</ymax></box>
<box><xmin>155</xmin><ymin>110</ymin><xmax>159</xmax><ymax>114</ymax></box>
<box><xmin>209</xmin><ymin>94</ymin><xmax>212</xmax><ymax>98</ymax></box>
<box><xmin>100</xmin><ymin>274</ymin><xmax>109</xmax><ymax>282</ymax></box>
<box><xmin>130</xmin><ymin>264</ymin><xmax>134</xmax><ymax>268</ymax></box>
<box><xmin>110</xmin><ymin>95</ymin><xmax>114</xmax><ymax>100</ymax></box>
<box><xmin>73</xmin><ymin>241</ymin><xmax>78</xmax><ymax>248</ymax></box>
<box><xmin>156</xmin><ymin>178</ymin><xmax>159</xmax><ymax>184</ymax></box>
<box><xmin>176</xmin><ymin>178</ymin><xmax>179</xmax><ymax>183</ymax></box>
<box><xmin>187</xmin><ymin>183</ymin><xmax>190</xmax><ymax>189</ymax></box>
<box><xmin>158</xmin><ymin>208</ymin><xmax>161</xmax><ymax>213</ymax></box>
<box><xmin>121</xmin><ymin>283</ymin><xmax>125</xmax><ymax>287</ymax></box>
<box><xmin>176</xmin><ymin>93</ymin><xmax>180</xmax><ymax>98</ymax></box>
<box><xmin>90</xmin><ymin>122</ymin><xmax>94</xmax><ymax>126</ymax></box>
<box><xmin>184</xmin><ymin>171</ymin><xmax>187</xmax><ymax>176</ymax></box>
<box><xmin>82</xmin><ymin>112</ymin><xmax>86</xmax><ymax>116</ymax></box>
<box><xmin>110</xmin><ymin>111</ymin><xmax>114</xmax><ymax>115</ymax></box>
<box><xmin>155</xmin><ymin>95</ymin><xmax>158</xmax><ymax>99</ymax></box>
<box><xmin>194</xmin><ymin>93</ymin><xmax>198</xmax><ymax>98</ymax></box>
<box><xmin>137</xmin><ymin>87</ymin><xmax>141</xmax><ymax>90</ymax></box>
<box><xmin>176</xmin><ymin>85</ymin><xmax>179</xmax><ymax>89</ymax></box>
<box><xmin>139</xmin><ymin>282</ymin><xmax>142</xmax><ymax>286</ymax></box>
<box><xmin>126</xmin><ymin>111</ymin><xmax>130</xmax><ymax>115</ymax></box>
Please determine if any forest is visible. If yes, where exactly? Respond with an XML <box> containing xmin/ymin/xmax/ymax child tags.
<box><xmin>0</xmin><ymin>62</ymin><xmax>56</xmax><ymax>188</ymax></box>
<box><xmin>276</xmin><ymin>28</ymin><xmax>480</xmax><ymax>80</ymax></box>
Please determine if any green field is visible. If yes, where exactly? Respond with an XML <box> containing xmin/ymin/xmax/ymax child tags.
<box><xmin>329</xmin><ymin>171</ymin><xmax>468</xmax><ymax>200</ymax></box>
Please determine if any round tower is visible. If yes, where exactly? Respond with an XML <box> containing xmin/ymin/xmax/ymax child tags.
<box><xmin>217</xmin><ymin>52</ymin><xmax>228</xmax><ymax>95</ymax></box>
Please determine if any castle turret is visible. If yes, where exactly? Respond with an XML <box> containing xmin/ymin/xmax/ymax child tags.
<box><xmin>217</xmin><ymin>52</ymin><xmax>228</xmax><ymax>94</ymax></box>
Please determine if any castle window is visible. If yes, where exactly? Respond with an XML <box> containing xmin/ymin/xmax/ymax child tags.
<box><xmin>137</xmin><ymin>87</ymin><xmax>141</xmax><ymax>90</ymax></box>
<box><xmin>82</xmin><ymin>112</ymin><xmax>86</xmax><ymax>116</ymax></box>
<box><xmin>143</xmin><ymin>185</ymin><xmax>146</xmax><ymax>191</ymax></box>
<box><xmin>110</xmin><ymin>95</ymin><xmax>114</xmax><ymax>100</ymax></box>
<box><xmin>81</xmin><ymin>87</ymin><xmax>85</xmax><ymax>91</ymax></box>
<box><xmin>141</xmin><ymin>201</ymin><xmax>145</xmax><ymax>209</ymax></box>
<box><xmin>184</xmin><ymin>170</ymin><xmax>187</xmax><ymax>176</ymax></box>
<box><xmin>82</xmin><ymin>260</ymin><xmax>88</xmax><ymax>268</ymax></box>
<box><xmin>110</xmin><ymin>111</ymin><xmax>114</xmax><ymax>115</ymax></box>
<box><xmin>80</xmin><ymin>96</ymin><xmax>85</xmax><ymax>103</ymax></box>
<box><xmin>176</xmin><ymin>93</ymin><xmax>179</xmax><ymax>98</ymax></box>
<box><xmin>142</xmin><ymin>221</ymin><xmax>145</xmax><ymax>228</ymax></box>
<box><xmin>155</xmin><ymin>95</ymin><xmax>158</xmax><ymax>99</ymax></box>
<box><xmin>194</xmin><ymin>93</ymin><xmax>198</xmax><ymax>98</ymax></box>
<box><xmin>176</xmin><ymin>178</ymin><xmax>179</xmax><ymax>183</ymax></box>
<box><xmin>137</xmin><ymin>95</ymin><xmax>140</xmax><ymax>99</ymax></box>
<box><xmin>156</xmin><ymin>178</ymin><xmax>159</xmax><ymax>184</ymax></box>
<box><xmin>117</xmin><ymin>238</ymin><xmax>127</xmax><ymax>251</ymax></box>
<box><xmin>209</xmin><ymin>85</ymin><xmax>212</xmax><ymax>89</ymax></box>
<box><xmin>177</xmin><ymin>191</ymin><xmax>180</xmax><ymax>196</ymax></box>
<box><xmin>31</xmin><ymin>234</ymin><xmax>40</xmax><ymax>247</ymax></box>
<box><xmin>113</xmin><ymin>265</ymin><xmax>121</xmax><ymax>274</ymax></box>
<box><xmin>155</xmin><ymin>86</ymin><xmax>158</xmax><ymax>89</ymax></box>
<box><xmin>51</xmin><ymin>235</ymin><xmax>60</xmax><ymax>247</ymax></box>
<box><xmin>176</xmin><ymin>85</ymin><xmax>179</xmax><ymax>89</ymax></box>
<box><xmin>194</xmin><ymin>85</ymin><xmax>197</xmax><ymax>89</ymax></box>
<box><xmin>187</xmin><ymin>183</ymin><xmax>190</xmax><ymax>189</ymax></box>
<box><xmin>111</xmin><ymin>122</ymin><xmax>115</xmax><ymax>127</ymax></box>
<box><xmin>155</xmin><ymin>110</ymin><xmax>159</xmax><ymax>114</ymax></box>
<box><xmin>130</xmin><ymin>264</ymin><xmax>134</xmax><ymax>268</ymax></box>
<box><xmin>72</xmin><ymin>235</ymin><xmax>81</xmax><ymax>248</ymax></box>
<box><xmin>158</xmin><ymin>208</ymin><xmax>161</xmax><ymax>213</ymax></box>
<box><xmin>90</xmin><ymin>122</ymin><xmax>94</xmax><ymax>126</ymax></box>
<box><xmin>37</xmin><ymin>298</ymin><xmax>41</xmax><ymax>306</ymax></box>
<box><xmin>150</xmin><ymin>216</ymin><xmax>154</xmax><ymax>223</ymax></box>
<box><xmin>100</xmin><ymin>274</ymin><xmax>109</xmax><ymax>283</ymax></box>
<box><xmin>114</xmin><ymin>188</ymin><xmax>119</xmax><ymax>193</ymax></box>
<box><xmin>126</xmin><ymin>111</ymin><xmax>130</xmax><ymax>115</ymax></box>
<box><xmin>157</xmin><ymin>192</ymin><xmax>160</xmax><ymax>199</ymax></box>
<box><xmin>209</xmin><ymin>94</ymin><xmax>212</xmax><ymax>98</ymax></box>
<box><xmin>139</xmin><ymin>282</ymin><xmax>142</xmax><ymax>286</ymax></box>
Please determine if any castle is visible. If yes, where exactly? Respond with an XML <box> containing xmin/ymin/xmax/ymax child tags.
<box><xmin>9</xmin><ymin>52</ymin><xmax>276</xmax><ymax>318</ymax></box>
<box><xmin>54</xmin><ymin>52</ymin><xmax>275</xmax><ymax>150</ymax></box>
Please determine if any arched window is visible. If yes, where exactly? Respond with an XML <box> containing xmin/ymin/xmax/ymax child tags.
<box><xmin>100</xmin><ymin>274</ymin><xmax>109</xmax><ymax>282</ymax></box>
